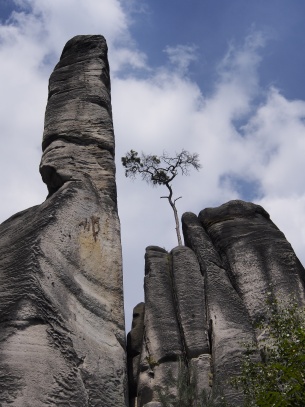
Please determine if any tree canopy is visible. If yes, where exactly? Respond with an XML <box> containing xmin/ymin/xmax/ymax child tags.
<box><xmin>121</xmin><ymin>149</ymin><xmax>201</xmax><ymax>245</ymax></box>
<box><xmin>233</xmin><ymin>297</ymin><xmax>305</xmax><ymax>406</ymax></box>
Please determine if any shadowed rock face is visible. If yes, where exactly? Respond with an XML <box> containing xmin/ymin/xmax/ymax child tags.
<box><xmin>128</xmin><ymin>200</ymin><xmax>305</xmax><ymax>406</ymax></box>
<box><xmin>129</xmin><ymin>246</ymin><xmax>210</xmax><ymax>407</ymax></box>
<box><xmin>127</xmin><ymin>302</ymin><xmax>145</xmax><ymax>407</ymax></box>
<box><xmin>0</xmin><ymin>35</ymin><xmax>127</xmax><ymax>407</ymax></box>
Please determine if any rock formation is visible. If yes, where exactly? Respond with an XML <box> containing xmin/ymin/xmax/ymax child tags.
<box><xmin>128</xmin><ymin>200</ymin><xmax>305</xmax><ymax>406</ymax></box>
<box><xmin>0</xmin><ymin>35</ymin><xmax>127</xmax><ymax>406</ymax></box>
<box><xmin>1</xmin><ymin>34</ymin><xmax>305</xmax><ymax>407</ymax></box>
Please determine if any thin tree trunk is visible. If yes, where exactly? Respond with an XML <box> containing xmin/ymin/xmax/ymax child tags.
<box><xmin>169</xmin><ymin>199</ymin><xmax>183</xmax><ymax>246</ymax></box>
<box><xmin>162</xmin><ymin>183</ymin><xmax>183</xmax><ymax>246</ymax></box>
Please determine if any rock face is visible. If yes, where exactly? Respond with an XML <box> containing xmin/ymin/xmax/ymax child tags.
<box><xmin>2</xmin><ymin>35</ymin><xmax>305</xmax><ymax>407</ymax></box>
<box><xmin>128</xmin><ymin>200</ymin><xmax>305</xmax><ymax>406</ymax></box>
<box><xmin>0</xmin><ymin>35</ymin><xmax>127</xmax><ymax>407</ymax></box>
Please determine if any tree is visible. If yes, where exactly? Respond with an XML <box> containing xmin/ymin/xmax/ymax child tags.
<box><xmin>232</xmin><ymin>297</ymin><xmax>305</xmax><ymax>407</ymax></box>
<box><xmin>121</xmin><ymin>149</ymin><xmax>201</xmax><ymax>245</ymax></box>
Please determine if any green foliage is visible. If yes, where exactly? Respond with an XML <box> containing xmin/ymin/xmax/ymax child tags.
<box><xmin>157</xmin><ymin>359</ymin><xmax>230</xmax><ymax>407</ymax></box>
<box><xmin>121</xmin><ymin>149</ymin><xmax>201</xmax><ymax>186</ymax></box>
<box><xmin>233</xmin><ymin>297</ymin><xmax>305</xmax><ymax>407</ymax></box>
<box><xmin>121</xmin><ymin>149</ymin><xmax>201</xmax><ymax>245</ymax></box>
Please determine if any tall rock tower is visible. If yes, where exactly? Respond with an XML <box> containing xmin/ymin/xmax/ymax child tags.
<box><xmin>128</xmin><ymin>200</ymin><xmax>305</xmax><ymax>406</ymax></box>
<box><xmin>0</xmin><ymin>35</ymin><xmax>127</xmax><ymax>406</ymax></box>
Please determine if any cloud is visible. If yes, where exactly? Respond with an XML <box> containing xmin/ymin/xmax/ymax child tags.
<box><xmin>0</xmin><ymin>0</ymin><xmax>146</xmax><ymax>221</ymax></box>
<box><xmin>1</xmin><ymin>2</ymin><xmax>305</xmax><ymax>329</ymax></box>
<box><xmin>0</xmin><ymin>0</ymin><xmax>153</xmax><ymax>329</ymax></box>
<box><xmin>114</xmin><ymin>31</ymin><xmax>305</xmax><ymax>300</ymax></box>
<box><xmin>1</xmin><ymin>0</ymin><xmax>145</xmax><ymax>73</ymax></box>
<box><xmin>243</xmin><ymin>88</ymin><xmax>305</xmax><ymax>194</ymax></box>
<box><xmin>163</xmin><ymin>44</ymin><xmax>198</xmax><ymax>75</ymax></box>
<box><xmin>258</xmin><ymin>195</ymin><xmax>305</xmax><ymax>264</ymax></box>
<box><xmin>16</xmin><ymin>0</ymin><xmax>129</xmax><ymax>46</ymax></box>
<box><xmin>110</xmin><ymin>47</ymin><xmax>148</xmax><ymax>73</ymax></box>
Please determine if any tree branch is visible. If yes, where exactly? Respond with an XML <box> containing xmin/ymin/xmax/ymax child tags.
<box><xmin>121</xmin><ymin>148</ymin><xmax>201</xmax><ymax>246</ymax></box>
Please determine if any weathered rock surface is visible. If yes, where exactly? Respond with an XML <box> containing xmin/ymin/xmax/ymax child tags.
<box><xmin>0</xmin><ymin>35</ymin><xmax>127</xmax><ymax>407</ymax></box>
<box><xmin>127</xmin><ymin>302</ymin><xmax>145</xmax><ymax>407</ymax></box>
<box><xmin>132</xmin><ymin>246</ymin><xmax>211</xmax><ymax>407</ymax></box>
<box><xmin>3</xmin><ymin>33</ymin><xmax>305</xmax><ymax>407</ymax></box>
<box><xmin>128</xmin><ymin>200</ymin><xmax>305</xmax><ymax>406</ymax></box>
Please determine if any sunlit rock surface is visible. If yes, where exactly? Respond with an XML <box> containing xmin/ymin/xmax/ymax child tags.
<box><xmin>0</xmin><ymin>35</ymin><xmax>127</xmax><ymax>407</ymax></box>
<box><xmin>128</xmin><ymin>200</ymin><xmax>305</xmax><ymax>406</ymax></box>
<box><xmin>2</xmin><ymin>33</ymin><xmax>305</xmax><ymax>407</ymax></box>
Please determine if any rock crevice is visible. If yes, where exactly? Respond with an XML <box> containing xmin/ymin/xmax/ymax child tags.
<box><xmin>128</xmin><ymin>200</ymin><xmax>305</xmax><ymax>406</ymax></box>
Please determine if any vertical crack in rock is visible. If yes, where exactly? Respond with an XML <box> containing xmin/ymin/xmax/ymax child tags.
<box><xmin>129</xmin><ymin>199</ymin><xmax>305</xmax><ymax>406</ymax></box>
<box><xmin>129</xmin><ymin>245</ymin><xmax>211</xmax><ymax>407</ymax></box>
<box><xmin>170</xmin><ymin>247</ymin><xmax>210</xmax><ymax>358</ymax></box>
<box><xmin>0</xmin><ymin>35</ymin><xmax>127</xmax><ymax>406</ymax></box>
<box><xmin>167</xmin><ymin>249</ymin><xmax>189</xmax><ymax>370</ymax></box>
<box><xmin>182</xmin><ymin>211</ymin><xmax>255</xmax><ymax>406</ymax></box>
<box><xmin>136</xmin><ymin>246</ymin><xmax>183</xmax><ymax>406</ymax></box>
<box><xmin>127</xmin><ymin>302</ymin><xmax>145</xmax><ymax>407</ymax></box>
<box><xmin>169</xmin><ymin>246</ymin><xmax>211</xmax><ymax>398</ymax></box>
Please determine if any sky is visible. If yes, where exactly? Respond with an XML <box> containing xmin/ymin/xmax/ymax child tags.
<box><xmin>1</xmin><ymin>0</ymin><xmax>305</xmax><ymax>331</ymax></box>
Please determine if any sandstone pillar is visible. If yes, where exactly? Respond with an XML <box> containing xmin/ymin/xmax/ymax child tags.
<box><xmin>0</xmin><ymin>35</ymin><xmax>127</xmax><ymax>407</ymax></box>
<box><xmin>128</xmin><ymin>200</ymin><xmax>305</xmax><ymax>406</ymax></box>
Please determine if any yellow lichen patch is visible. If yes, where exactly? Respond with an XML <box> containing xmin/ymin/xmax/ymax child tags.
<box><xmin>79</xmin><ymin>215</ymin><xmax>100</xmax><ymax>240</ymax></box>
<box><xmin>78</xmin><ymin>216</ymin><xmax>104</xmax><ymax>280</ymax></box>
<box><xmin>78</xmin><ymin>216</ymin><xmax>113</xmax><ymax>280</ymax></box>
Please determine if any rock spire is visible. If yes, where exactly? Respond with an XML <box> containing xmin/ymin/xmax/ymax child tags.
<box><xmin>0</xmin><ymin>35</ymin><xmax>127</xmax><ymax>406</ymax></box>
<box><xmin>128</xmin><ymin>200</ymin><xmax>305</xmax><ymax>406</ymax></box>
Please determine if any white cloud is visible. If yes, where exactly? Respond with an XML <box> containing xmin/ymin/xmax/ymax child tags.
<box><xmin>17</xmin><ymin>0</ymin><xmax>129</xmax><ymax>47</ymax></box>
<box><xmin>1</xmin><ymin>2</ymin><xmax>305</xmax><ymax>329</ymax></box>
<box><xmin>110</xmin><ymin>47</ymin><xmax>148</xmax><ymax>72</ymax></box>
<box><xmin>115</xmin><ymin>32</ymin><xmax>305</xmax><ymax>283</ymax></box>
<box><xmin>0</xmin><ymin>0</ymin><xmax>145</xmax><ymax>221</ymax></box>
<box><xmin>163</xmin><ymin>44</ymin><xmax>198</xmax><ymax>75</ymax></box>
<box><xmin>243</xmin><ymin>89</ymin><xmax>305</xmax><ymax>193</ymax></box>
<box><xmin>258</xmin><ymin>195</ymin><xmax>305</xmax><ymax>265</ymax></box>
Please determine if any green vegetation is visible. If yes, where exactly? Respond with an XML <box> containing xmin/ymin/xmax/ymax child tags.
<box><xmin>156</xmin><ymin>299</ymin><xmax>305</xmax><ymax>407</ymax></box>
<box><xmin>233</xmin><ymin>297</ymin><xmax>305</xmax><ymax>407</ymax></box>
<box><xmin>121</xmin><ymin>149</ymin><xmax>201</xmax><ymax>245</ymax></box>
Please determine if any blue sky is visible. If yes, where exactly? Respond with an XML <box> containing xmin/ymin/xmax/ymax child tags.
<box><xmin>0</xmin><ymin>0</ymin><xmax>305</xmax><ymax>329</ymax></box>
<box><xmin>127</xmin><ymin>0</ymin><xmax>305</xmax><ymax>99</ymax></box>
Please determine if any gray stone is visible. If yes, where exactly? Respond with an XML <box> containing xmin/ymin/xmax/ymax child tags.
<box><xmin>127</xmin><ymin>302</ymin><xmax>145</xmax><ymax>406</ymax></box>
<box><xmin>199</xmin><ymin>200</ymin><xmax>305</xmax><ymax>320</ymax></box>
<box><xmin>142</xmin><ymin>247</ymin><xmax>183</xmax><ymax>363</ymax></box>
<box><xmin>182</xmin><ymin>211</ymin><xmax>255</xmax><ymax>406</ymax></box>
<box><xmin>190</xmin><ymin>354</ymin><xmax>211</xmax><ymax>397</ymax></box>
<box><xmin>170</xmin><ymin>246</ymin><xmax>209</xmax><ymax>358</ymax></box>
<box><xmin>137</xmin><ymin>247</ymin><xmax>182</xmax><ymax>406</ymax></box>
<box><xmin>129</xmin><ymin>200</ymin><xmax>305</xmax><ymax>406</ymax></box>
<box><xmin>182</xmin><ymin>201</ymin><xmax>305</xmax><ymax>405</ymax></box>
<box><xmin>170</xmin><ymin>246</ymin><xmax>211</xmax><ymax>398</ymax></box>
<box><xmin>42</xmin><ymin>35</ymin><xmax>114</xmax><ymax>153</ymax></box>
<box><xmin>134</xmin><ymin>246</ymin><xmax>212</xmax><ymax>406</ymax></box>
<box><xmin>0</xmin><ymin>35</ymin><xmax>127</xmax><ymax>406</ymax></box>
